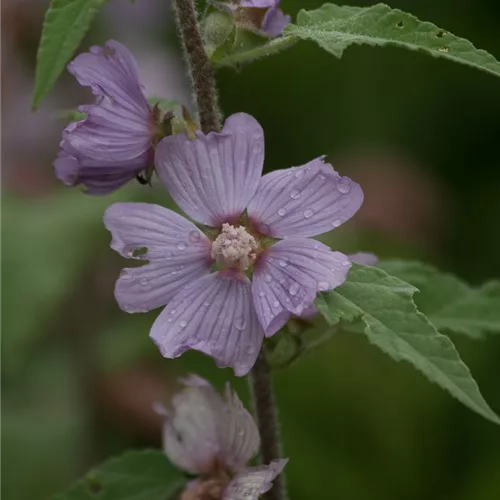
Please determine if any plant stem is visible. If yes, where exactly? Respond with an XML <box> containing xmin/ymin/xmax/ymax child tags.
<box><xmin>250</xmin><ymin>350</ymin><xmax>287</xmax><ymax>500</ymax></box>
<box><xmin>173</xmin><ymin>0</ymin><xmax>221</xmax><ymax>133</ymax></box>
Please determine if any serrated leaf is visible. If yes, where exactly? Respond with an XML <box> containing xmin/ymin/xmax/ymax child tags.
<box><xmin>54</xmin><ymin>450</ymin><xmax>186</xmax><ymax>500</ymax></box>
<box><xmin>379</xmin><ymin>260</ymin><xmax>500</xmax><ymax>339</ymax></box>
<box><xmin>285</xmin><ymin>3</ymin><xmax>500</xmax><ymax>79</ymax></box>
<box><xmin>32</xmin><ymin>0</ymin><xmax>107</xmax><ymax>109</ymax></box>
<box><xmin>315</xmin><ymin>264</ymin><xmax>500</xmax><ymax>424</ymax></box>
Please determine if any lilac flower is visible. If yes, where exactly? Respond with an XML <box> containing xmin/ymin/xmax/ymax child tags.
<box><xmin>55</xmin><ymin>40</ymin><xmax>156</xmax><ymax>194</ymax></box>
<box><xmin>104</xmin><ymin>113</ymin><xmax>363</xmax><ymax>375</ymax></box>
<box><xmin>154</xmin><ymin>375</ymin><xmax>287</xmax><ymax>500</ymax></box>
<box><xmin>211</xmin><ymin>0</ymin><xmax>290</xmax><ymax>36</ymax></box>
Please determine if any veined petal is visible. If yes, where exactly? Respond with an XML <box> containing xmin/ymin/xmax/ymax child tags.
<box><xmin>104</xmin><ymin>203</ymin><xmax>212</xmax><ymax>312</ymax></box>
<box><xmin>69</xmin><ymin>40</ymin><xmax>149</xmax><ymax>115</ymax></box>
<box><xmin>219</xmin><ymin>384</ymin><xmax>260</xmax><ymax>471</ymax></box>
<box><xmin>155</xmin><ymin>113</ymin><xmax>264</xmax><ymax>227</ymax></box>
<box><xmin>247</xmin><ymin>157</ymin><xmax>363</xmax><ymax>238</ymax></box>
<box><xmin>65</xmin><ymin>41</ymin><xmax>154</xmax><ymax>164</ymax></box>
<box><xmin>253</xmin><ymin>239</ymin><xmax>351</xmax><ymax>335</ymax></box>
<box><xmin>150</xmin><ymin>271</ymin><xmax>264</xmax><ymax>376</ymax></box>
<box><xmin>223</xmin><ymin>460</ymin><xmax>288</xmax><ymax>500</ymax></box>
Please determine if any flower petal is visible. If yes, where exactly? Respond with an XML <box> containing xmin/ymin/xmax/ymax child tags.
<box><xmin>65</xmin><ymin>41</ymin><xmax>153</xmax><ymax>163</ymax></box>
<box><xmin>159</xmin><ymin>379</ymin><xmax>226</xmax><ymax>475</ymax></box>
<box><xmin>155</xmin><ymin>113</ymin><xmax>264</xmax><ymax>226</ymax></box>
<box><xmin>262</xmin><ymin>6</ymin><xmax>291</xmax><ymax>36</ymax></box>
<box><xmin>104</xmin><ymin>203</ymin><xmax>212</xmax><ymax>312</ymax></box>
<box><xmin>219</xmin><ymin>384</ymin><xmax>260</xmax><ymax>471</ymax></box>
<box><xmin>223</xmin><ymin>460</ymin><xmax>288</xmax><ymax>500</ymax></box>
<box><xmin>150</xmin><ymin>272</ymin><xmax>264</xmax><ymax>376</ymax></box>
<box><xmin>348</xmin><ymin>252</ymin><xmax>379</xmax><ymax>266</ymax></box>
<box><xmin>253</xmin><ymin>238</ymin><xmax>351</xmax><ymax>335</ymax></box>
<box><xmin>247</xmin><ymin>157</ymin><xmax>363</xmax><ymax>238</ymax></box>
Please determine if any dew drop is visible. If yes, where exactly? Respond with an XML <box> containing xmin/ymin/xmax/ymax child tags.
<box><xmin>167</xmin><ymin>317</ymin><xmax>173</xmax><ymax>323</ymax></box>
<box><xmin>319</xmin><ymin>174</ymin><xmax>326</xmax><ymax>180</ymax></box>
<box><xmin>304</xmin><ymin>209</ymin><xmax>314</xmax><ymax>219</ymax></box>
<box><xmin>204</xmin><ymin>301</ymin><xmax>210</xmax><ymax>307</ymax></box>
<box><xmin>165</xmin><ymin>252</ymin><xmax>172</xmax><ymax>260</ymax></box>
<box><xmin>341</xmin><ymin>260</ymin><xmax>351</xmax><ymax>267</ymax></box>
<box><xmin>179</xmin><ymin>320</ymin><xmax>187</xmax><ymax>328</ymax></box>
<box><xmin>290</xmin><ymin>188</ymin><xmax>301</xmax><ymax>200</ymax></box>
<box><xmin>170</xmin><ymin>309</ymin><xmax>177</xmax><ymax>315</ymax></box>
<box><xmin>288</xmin><ymin>283</ymin><xmax>300</xmax><ymax>296</ymax></box>
<box><xmin>337</xmin><ymin>179</ymin><xmax>350</xmax><ymax>194</ymax></box>
<box><xmin>331</xmin><ymin>218</ymin><xmax>342</xmax><ymax>228</ymax></box>
<box><xmin>277</xmin><ymin>208</ymin><xmax>286</xmax><ymax>217</ymax></box>
<box><xmin>189</xmin><ymin>230</ymin><xmax>201</xmax><ymax>243</ymax></box>
<box><xmin>259</xmin><ymin>223</ymin><xmax>270</xmax><ymax>235</ymax></box>
<box><xmin>272</xmin><ymin>301</ymin><xmax>280</xmax><ymax>308</ymax></box>
<box><xmin>234</xmin><ymin>317</ymin><xmax>246</xmax><ymax>330</ymax></box>
<box><xmin>317</xmin><ymin>280</ymin><xmax>329</xmax><ymax>291</ymax></box>
<box><xmin>177</xmin><ymin>241</ymin><xmax>187</xmax><ymax>250</ymax></box>
<box><xmin>140</xmin><ymin>278</ymin><xmax>148</xmax><ymax>287</ymax></box>
<box><xmin>259</xmin><ymin>291</ymin><xmax>265</xmax><ymax>298</ymax></box>
<box><xmin>294</xmin><ymin>169</ymin><xmax>304</xmax><ymax>178</ymax></box>
<box><xmin>279</xmin><ymin>259</ymin><xmax>288</xmax><ymax>268</ymax></box>
<box><xmin>264</xmin><ymin>274</ymin><xmax>272</xmax><ymax>283</ymax></box>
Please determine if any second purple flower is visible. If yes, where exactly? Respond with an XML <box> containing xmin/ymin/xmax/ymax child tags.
<box><xmin>104</xmin><ymin>113</ymin><xmax>363</xmax><ymax>375</ymax></box>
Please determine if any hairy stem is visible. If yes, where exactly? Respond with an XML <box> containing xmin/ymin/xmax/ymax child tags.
<box><xmin>173</xmin><ymin>0</ymin><xmax>221</xmax><ymax>133</ymax></box>
<box><xmin>250</xmin><ymin>350</ymin><xmax>287</xmax><ymax>500</ymax></box>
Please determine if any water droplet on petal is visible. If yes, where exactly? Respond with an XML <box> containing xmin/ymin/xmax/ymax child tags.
<box><xmin>179</xmin><ymin>320</ymin><xmax>187</xmax><ymax>328</ymax></box>
<box><xmin>304</xmin><ymin>209</ymin><xmax>314</xmax><ymax>219</ymax></box>
<box><xmin>294</xmin><ymin>169</ymin><xmax>304</xmax><ymax>178</ymax></box>
<box><xmin>331</xmin><ymin>218</ymin><xmax>342</xmax><ymax>228</ymax></box>
<box><xmin>234</xmin><ymin>317</ymin><xmax>246</xmax><ymax>330</ymax></box>
<box><xmin>319</xmin><ymin>174</ymin><xmax>326</xmax><ymax>180</ymax></box>
<box><xmin>288</xmin><ymin>283</ymin><xmax>300</xmax><ymax>296</ymax></box>
<box><xmin>140</xmin><ymin>277</ymin><xmax>148</xmax><ymax>287</ymax></box>
<box><xmin>337</xmin><ymin>178</ymin><xmax>351</xmax><ymax>194</ymax></box>
<box><xmin>204</xmin><ymin>301</ymin><xmax>210</xmax><ymax>307</ymax></box>
<box><xmin>290</xmin><ymin>189</ymin><xmax>301</xmax><ymax>200</ymax></box>
<box><xmin>279</xmin><ymin>259</ymin><xmax>288</xmax><ymax>268</ymax></box>
<box><xmin>272</xmin><ymin>301</ymin><xmax>280</xmax><ymax>308</ymax></box>
<box><xmin>259</xmin><ymin>223</ymin><xmax>270</xmax><ymax>235</ymax></box>
<box><xmin>318</xmin><ymin>280</ymin><xmax>330</xmax><ymax>291</ymax></box>
<box><xmin>277</xmin><ymin>208</ymin><xmax>286</xmax><ymax>217</ymax></box>
<box><xmin>259</xmin><ymin>291</ymin><xmax>265</xmax><ymax>298</ymax></box>
<box><xmin>342</xmin><ymin>260</ymin><xmax>351</xmax><ymax>267</ymax></box>
<box><xmin>264</xmin><ymin>274</ymin><xmax>272</xmax><ymax>283</ymax></box>
<box><xmin>189</xmin><ymin>230</ymin><xmax>201</xmax><ymax>243</ymax></box>
<box><xmin>170</xmin><ymin>309</ymin><xmax>177</xmax><ymax>315</ymax></box>
<box><xmin>177</xmin><ymin>241</ymin><xmax>187</xmax><ymax>250</ymax></box>
<box><xmin>165</xmin><ymin>252</ymin><xmax>172</xmax><ymax>260</ymax></box>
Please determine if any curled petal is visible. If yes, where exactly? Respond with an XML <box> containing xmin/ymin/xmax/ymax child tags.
<box><xmin>219</xmin><ymin>384</ymin><xmax>260</xmax><ymax>470</ymax></box>
<box><xmin>155</xmin><ymin>113</ymin><xmax>264</xmax><ymax>226</ymax></box>
<box><xmin>159</xmin><ymin>379</ymin><xmax>226</xmax><ymax>475</ymax></box>
<box><xmin>261</xmin><ymin>5</ymin><xmax>291</xmax><ymax>36</ymax></box>
<box><xmin>223</xmin><ymin>460</ymin><xmax>288</xmax><ymax>500</ymax></box>
<box><xmin>247</xmin><ymin>157</ymin><xmax>363</xmax><ymax>238</ymax></box>
<box><xmin>150</xmin><ymin>272</ymin><xmax>264</xmax><ymax>376</ymax></box>
<box><xmin>104</xmin><ymin>203</ymin><xmax>212</xmax><ymax>312</ymax></box>
<box><xmin>157</xmin><ymin>376</ymin><xmax>260</xmax><ymax>474</ymax></box>
<box><xmin>253</xmin><ymin>238</ymin><xmax>351</xmax><ymax>335</ymax></box>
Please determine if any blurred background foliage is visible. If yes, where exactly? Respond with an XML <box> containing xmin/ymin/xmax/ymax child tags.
<box><xmin>2</xmin><ymin>0</ymin><xmax>500</xmax><ymax>499</ymax></box>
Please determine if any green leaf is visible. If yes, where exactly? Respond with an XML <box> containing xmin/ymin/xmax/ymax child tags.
<box><xmin>379</xmin><ymin>260</ymin><xmax>500</xmax><ymax>339</ymax></box>
<box><xmin>285</xmin><ymin>3</ymin><xmax>500</xmax><ymax>79</ymax></box>
<box><xmin>32</xmin><ymin>0</ymin><xmax>106</xmax><ymax>109</ymax></box>
<box><xmin>56</xmin><ymin>108</ymin><xmax>87</xmax><ymax>122</ymax></box>
<box><xmin>315</xmin><ymin>264</ymin><xmax>500</xmax><ymax>424</ymax></box>
<box><xmin>54</xmin><ymin>450</ymin><xmax>186</xmax><ymax>500</ymax></box>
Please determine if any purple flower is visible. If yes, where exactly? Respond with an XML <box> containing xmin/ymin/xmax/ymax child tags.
<box><xmin>211</xmin><ymin>0</ymin><xmax>290</xmax><ymax>36</ymax></box>
<box><xmin>55</xmin><ymin>40</ymin><xmax>156</xmax><ymax>194</ymax></box>
<box><xmin>154</xmin><ymin>375</ymin><xmax>287</xmax><ymax>499</ymax></box>
<box><xmin>104</xmin><ymin>113</ymin><xmax>363</xmax><ymax>375</ymax></box>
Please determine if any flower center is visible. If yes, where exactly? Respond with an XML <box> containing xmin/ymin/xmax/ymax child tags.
<box><xmin>211</xmin><ymin>223</ymin><xmax>258</xmax><ymax>271</ymax></box>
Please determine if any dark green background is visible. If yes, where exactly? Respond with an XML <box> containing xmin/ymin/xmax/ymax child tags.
<box><xmin>2</xmin><ymin>0</ymin><xmax>500</xmax><ymax>499</ymax></box>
